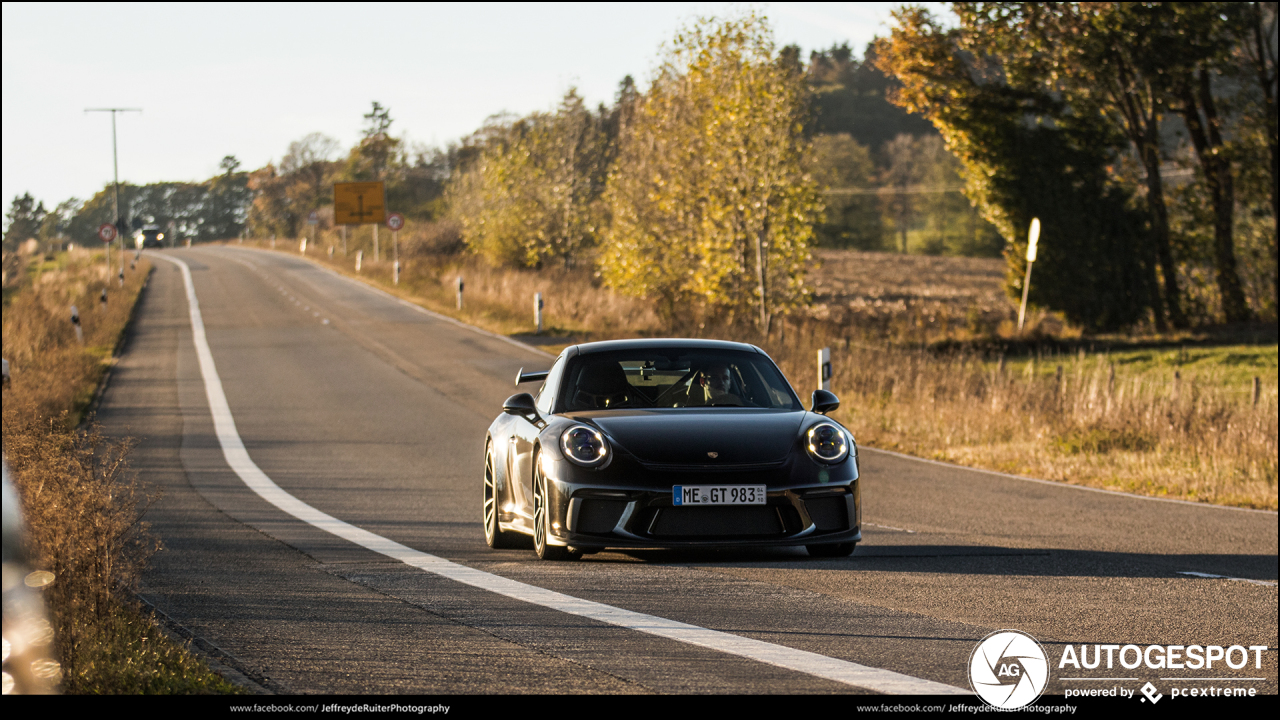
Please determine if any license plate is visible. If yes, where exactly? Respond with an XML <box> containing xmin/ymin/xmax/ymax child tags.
<box><xmin>672</xmin><ymin>485</ymin><xmax>766</xmax><ymax>505</ymax></box>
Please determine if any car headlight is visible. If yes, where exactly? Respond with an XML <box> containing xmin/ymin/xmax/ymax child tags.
<box><xmin>806</xmin><ymin>423</ymin><xmax>849</xmax><ymax>464</ymax></box>
<box><xmin>560</xmin><ymin>425</ymin><xmax>609</xmax><ymax>468</ymax></box>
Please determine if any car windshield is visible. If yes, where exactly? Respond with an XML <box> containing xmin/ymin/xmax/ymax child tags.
<box><xmin>559</xmin><ymin>348</ymin><xmax>801</xmax><ymax>412</ymax></box>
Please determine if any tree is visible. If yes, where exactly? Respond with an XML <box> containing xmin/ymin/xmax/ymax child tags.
<box><xmin>4</xmin><ymin>193</ymin><xmax>46</xmax><ymax>251</ymax></box>
<box><xmin>280</xmin><ymin>132</ymin><xmax>340</xmax><ymax>216</ymax></box>
<box><xmin>875</xmin><ymin>6</ymin><xmax>1156</xmax><ymax>331</ymax></box>
<box><xmin>951</xmin><ymin>3</ymin><xmax>1190</xmax><ymax>328</ymax></box>
<box><xmin>202</xmin><ymin>156</ymin><xmax>251</xmax><ymax>240</ymax></box>
<box><xmin>601</xmin><ymin>13</ymin><xmax>821</xmax><ymax>331</ymax></box>
<box><xmin>447</xmin><ymin>90</ymin><xmax>610</xmax><ymax>268</ymax></box>
<box><xmin>39</xmin><ymin>198</ymin><xmax>80</xmax><ymax>248</ymax></box>
<box><xmin>807</xmin><ymin>42</ymin><xmax>937</xmax><ymax>148</ymax></box>
<box><xmin>342</xmin><ymin>101</ymin><xmax>401</xmax><ymax>183</ymax></box>
<box><xmin>954</xmin><ymin>2</ymin><xmax>1269</xmax><ymax>324</ymax></box>
<box><xmin>807</xmin><ymin>133</ymin><xmax>885</xmax><ymax>250</ymax></box>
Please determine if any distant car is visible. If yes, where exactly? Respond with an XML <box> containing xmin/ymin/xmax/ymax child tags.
<box><xmin>484</xmin><ymin>338</ymin><xmax>861</xmax><ymax>560</ymax></box>
<box><xmin>134</xmin><ymin>225</ymin><xmax>164</xmax><ymax>249</ymax></box>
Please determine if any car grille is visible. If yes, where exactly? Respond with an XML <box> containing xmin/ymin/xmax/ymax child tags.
<box><xmin>647</xmin><ymin>506</ymin><xmax>786</xmax><ymax>537</ymax></box>
<box><xmin>575</xmin><ymin>499</ymin><xmax>627</xmax><ymax>534</ymax></box>
<box><xmin>803</xmin><ymin>495</ymin><xmax>849</xmax><ymax>531</ymax></box>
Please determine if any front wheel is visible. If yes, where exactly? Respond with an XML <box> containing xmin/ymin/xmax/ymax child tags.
<box><xmin>484</xmin><ymin>443</ymin><xmax>519</xmax><ymax>549</ymax></box>
<box><xmin>807</xmin><ymin>542</ymin><xmax>856</xmax><ymax>558</ymax></box>
<box><xmin>532</xmin><ymin>453</ymin><xmax>579</xmax><ymax>561</ymax></box>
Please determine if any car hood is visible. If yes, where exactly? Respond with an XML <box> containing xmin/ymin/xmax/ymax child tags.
<box><xmin>576</xmin><ymin>409</ymin><xmax>806</xmax><ymax>465</ymax></box>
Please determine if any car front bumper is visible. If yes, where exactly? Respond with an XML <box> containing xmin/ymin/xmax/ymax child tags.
<box><xmin>541</xmin><ymin>456</ymin><xmax>861</xmax><ymax>549</ymax></box>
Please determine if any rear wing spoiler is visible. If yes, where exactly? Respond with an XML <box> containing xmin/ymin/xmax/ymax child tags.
<box><xmin>515</xmin><ymin>368</ymin><xmax>549</xmax><ymax>386</ymax></box>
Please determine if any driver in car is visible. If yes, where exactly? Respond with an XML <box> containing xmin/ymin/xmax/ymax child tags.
<box><xmin>690</xmin><ymin>362</ymin><xmax>744</xmax><ymax>406</ymax></box>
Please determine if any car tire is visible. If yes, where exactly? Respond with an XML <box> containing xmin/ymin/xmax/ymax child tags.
<box><xmin>533</xmin><ymin>451</ymin><xmax>579</xmax><ymax>561</ymax></box>
<box><xmin>483</xmin><ymin>442</ymin><xmax>519</xmax><ymax>549</ymax></box>
<box><xmin>806</xmin><ymin>542</ymin><xmax>856</xmax><ymax>558</ymax></box>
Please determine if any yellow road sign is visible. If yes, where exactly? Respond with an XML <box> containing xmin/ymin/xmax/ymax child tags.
<box><xmin>333</xmin><ymin>182</ymin><xmax>386</xmax><ymax>225</ymax></box>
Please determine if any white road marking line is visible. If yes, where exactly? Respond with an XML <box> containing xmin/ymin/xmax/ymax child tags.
<box><xmin>865</xmin><ymin>522</ymin><xmax>916</xmax><ymax>534</ymax></box>
<box><xmin>155</xmin><ymin>253</ymin><xmax>966</xmax><ymax>696</ymax></box>
<box><xmin>1177</xmin><ymin>571</ymin><xmax>1277</xmax><ymax>587</ymax></box>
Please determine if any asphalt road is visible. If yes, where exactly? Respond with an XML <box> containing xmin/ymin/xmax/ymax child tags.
<box><xmin>96</xmin><ymin>246</ymin><xmax>1278</xmax><ymax>697</ymax></box>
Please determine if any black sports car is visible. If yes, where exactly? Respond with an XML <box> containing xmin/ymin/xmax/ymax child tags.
<box><xmin>483</xmin><ymin>338</ymin><xmax>861</xmax><ymax>560</ymax></box>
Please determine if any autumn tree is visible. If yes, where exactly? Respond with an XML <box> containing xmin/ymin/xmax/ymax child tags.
<box><xmin>448</xmin><ymin>90</ymin><xmax>610</xmax><ymax>268</ymax></box>
<box><xmin>875</xmin><ymin>6</ymin><xmax>1156</xmax><ymax>331</ymax></box>
<box><xmin>601</xmin><ymin>13</ymin><xmax>821</xmax><ymax>331</ymax></box>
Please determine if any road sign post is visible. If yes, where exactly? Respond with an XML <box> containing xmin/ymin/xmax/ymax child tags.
<box><xmin>334</xmin><ymin>182</ymin><xmax>386</xmax><ymax>262</ymax></box>
<box><xmin>535</xmin><ymin>292</ymin><xmax>543</xmax><ymax>334</ymax></box>
<box><xmin>386</xmin><ymin>213</ymin><xmax>404</xmax><ymax>285</ymax></box>
<box><xmin>97</xmin><ymin>224</ymin><xmax>117</xmax><ymax>273</ymax></box>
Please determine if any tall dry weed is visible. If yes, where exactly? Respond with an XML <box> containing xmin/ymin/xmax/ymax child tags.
<box><xmin>760</xmin><ymin>319</ymin><xmax>1277</xmax><ymax>509</ymax></box>
<box><xmin>2</xmin><ymin>402</ymin><xmax>159</xmax><ymax>686</ymax></box>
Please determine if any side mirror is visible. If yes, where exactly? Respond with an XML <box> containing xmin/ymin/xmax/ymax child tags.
<box><xmin>503</xmin><ymin>392</ymin><xmax>538</xmax><ymax>417</ymax></box>
<box><xmin>811</xmin><ymin>389</ymin><xmax>840</xmax><ymax>415</ymax></box>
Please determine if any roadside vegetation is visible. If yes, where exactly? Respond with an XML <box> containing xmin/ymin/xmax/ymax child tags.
<box><xmin>1</xmin><ymin>247</ymin><xmax>240</xmax><ymax>693</ymax></box>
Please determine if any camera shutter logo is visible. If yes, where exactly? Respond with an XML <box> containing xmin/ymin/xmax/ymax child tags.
<box><xmin>969</xmin><ymin>630</ymin><xmax>1049</xmax><ymax>709</ymax></box>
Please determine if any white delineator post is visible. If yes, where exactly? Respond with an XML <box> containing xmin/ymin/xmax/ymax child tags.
<box><xmin>817</xmin><ymin>347</ymin><xmax>831</xmax><ymax>391</ymax></box>
<box><xmin>456</xmin><ymin>276</ymin><xmax>464</xmax><ymax>310</ymax></box>
<box><xmin>1017</xmin><ymin>217</ymin><xmax>1041</xmax><ymax>334</ymax></box>
<box><xmin>534</xmin><ymin>292</ymin><xmax>544</xmax><ymax>335</ymax></box>
<box><xmin>356</xmin><ymin>250</ymin><xmax>363</xmax><ymax>272</ymax></box>
<box><xmin>70</xmin><ymin>305</ymin><xmax>83</xmax><ymax>344</ymax></box>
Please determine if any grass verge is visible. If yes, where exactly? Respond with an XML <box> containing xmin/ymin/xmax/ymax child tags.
<box><xmin>2</xmin><ymin>248</ymin><xmax>241</xmax><ymax>694</ymax></box>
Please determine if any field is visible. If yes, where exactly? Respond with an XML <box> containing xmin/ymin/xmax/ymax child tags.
<box><xmin>232</xmin><ymin>237</ymin><xmax>1279</xmax><ymax>509</ymax></box>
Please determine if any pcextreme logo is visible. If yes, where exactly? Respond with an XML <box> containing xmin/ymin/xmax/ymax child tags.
<box><xmin>969</xmin><ymin>630</ymin><xmax>1050</xmax><ymax>709</ymax></box>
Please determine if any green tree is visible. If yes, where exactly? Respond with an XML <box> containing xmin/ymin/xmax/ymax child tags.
<box><xmin>448</xmin><ymin>90</ymin><xmax>610</xmax><ymax>268</ymax></box>
<box><xmin>952</xmin><ymin>2</ymin><xmax>1265</xmax><ymax>324</ymax></box>
<box><xmin>807</xmin><ymin>42</ymin><xmax>937</xmax><ymax>149</ymax></box>
<box><xmin>201</xmin><ymin>155</ymin><xmax>251</xmax><ymax>241</ymax></box>
<box><xmin>3</xmin><ymin>193</ymin><xmax>46</xmax><ymax>251</ymax></box>
<box><xmin>808</xmin><ymin>133</ymin><xmax>885</xmax><ymax>250</ymax></box>
<box><xmin>602</xmin><ymin>13</ymin><xmax>821</xmax><ymax>331</ymax></box>
<box><xmin>38</xmin><ymin>198</ymin><xmax>80</xmax><ymax>248</ymax></box>
<box><xmin>875</xmin><ymin>6</ymin><xmax>1156</xmax><ymax>331</ymax></box>
<box><xmin>342</xmin><ymin>101</ymin><xmax>402</xmax><ymax>183</ymax></box>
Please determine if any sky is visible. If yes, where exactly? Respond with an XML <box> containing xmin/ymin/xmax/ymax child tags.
<box><xmin>1</xmin><ymin>2</ymin><xmax>943</xmax><ymax>216</ymax></box>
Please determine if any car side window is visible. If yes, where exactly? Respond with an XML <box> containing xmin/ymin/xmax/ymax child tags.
<box><xmin>536</xmin><ymin>355</ymin><xmax>566</xmax><ymax>414</ymax></box>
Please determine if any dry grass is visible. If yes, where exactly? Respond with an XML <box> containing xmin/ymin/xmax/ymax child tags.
<box><xmin>764</xmin><ymin>333</ymin><xmax>1277</xmax><ymax>510</ymax></box>
<box><xmin>237</xmin><ymin>238</ymin><xmax>1278</xmax><ymax>509</ymax></box>
<box><xmin>2</xmin><ymin>248</ymin><xmax>240</xmax><ymax>693</ymax></box>
<box><xmin>3</xmin><ymin>249</ymin><xmax>149</xmax><ymax>425</ymax></box>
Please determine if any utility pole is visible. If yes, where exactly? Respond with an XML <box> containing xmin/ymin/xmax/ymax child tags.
<box><xmin>86</xmin><ymin>108</ymin><xmax>141</xmax><ymax>275</ymax></box>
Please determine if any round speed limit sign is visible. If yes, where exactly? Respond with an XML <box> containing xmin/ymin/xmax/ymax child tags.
<box><xmin>386</xmin><ymin>212</ymin><xmax>405</xmax><ymax>231</ymax></box>
<box><xmin>98</xmin><ymin>223</ymin><xmax>118</xmax><ymax>243</ymax></box>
